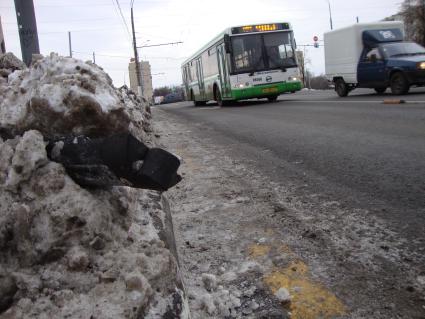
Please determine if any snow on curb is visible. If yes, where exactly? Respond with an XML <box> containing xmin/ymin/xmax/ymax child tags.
<box><xmin>0</xmin><ymin>53</ymin><xmax>151</xmax><ymax>142</ymax></box>
<box><xmin>0</xmin><ymin>53</ymin><xmax>188</xmax><ymax>318</ymax></box>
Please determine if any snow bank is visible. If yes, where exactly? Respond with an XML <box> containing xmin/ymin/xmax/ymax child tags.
<box><xmin>0</xmin><ymin>52</ymin><xmax>26</xmax><ymax>79</ymax></box>
<box><xmin>0</xmin><ymin>53</ymin><xmax>151</xmax><ymax>143</ymax></box>
<box><xmin>0</xmin><ymin>53</ymin><xmax>187</xmax><ymax>318</ymax></box>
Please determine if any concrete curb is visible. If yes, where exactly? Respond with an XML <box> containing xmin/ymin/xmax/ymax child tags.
<box><xmin>160</xmin><ymin>194</ymin><xmax>180</xmax><ymax>266</ymax></box>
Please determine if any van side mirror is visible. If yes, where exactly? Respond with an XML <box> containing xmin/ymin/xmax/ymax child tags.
<box><xmin>224</xmin><ymin>34</ymin><xmax>232</xmax><ymax>54</ymax></box>
<box><xmin>370</xmin><ymin>54</ymin><xmax>378</xmax><ymax>63</ymax></box>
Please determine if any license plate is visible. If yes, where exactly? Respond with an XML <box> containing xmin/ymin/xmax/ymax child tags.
<box><xmin>262</xmin><ymin>87</ymin><xmax>278</xmax><ymax>93</ymax></box>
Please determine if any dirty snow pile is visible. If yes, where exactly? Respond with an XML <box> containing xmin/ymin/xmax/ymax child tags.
<box><xmin>0</xmin><ymin>53</ymin><xmax>151</xmax><ymax>142</ymax></box>
<box><xmin>0</xmin><ymin>53</ymin><xmax>188</xmax><ymax>318</ymax></box>
<box><xmin>0</xmin><ymin>53</ymin><xmax>26</xmax><ymax>81</ymax></box>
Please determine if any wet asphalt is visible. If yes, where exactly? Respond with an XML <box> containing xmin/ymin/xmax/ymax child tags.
<box><xmin>158</xmin><ymin>88</ymin><xmax>425</xmax><ymax>317</ymax></box>
<box><xmin>158</xmin><ymin>88</ymin><xmax>425</xmax><ymax>247</ymax></box>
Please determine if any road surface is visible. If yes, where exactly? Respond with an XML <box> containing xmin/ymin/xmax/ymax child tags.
<box><xmin>157</xmin><ymin>88</ymin><xmax>425</xmax><ymax>318</ymax></box>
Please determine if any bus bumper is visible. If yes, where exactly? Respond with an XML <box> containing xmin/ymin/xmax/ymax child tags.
<box><xmin>231</xmin><ymin>81</ymin><xmax>302</xmax><ymax>100</ymax></box>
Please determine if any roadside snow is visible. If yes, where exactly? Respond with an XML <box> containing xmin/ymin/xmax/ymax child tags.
<box><xmin>153</xmin><ymin>107</ymin><xmax>425</xmax><ymax>319</ymax></box>
<box><xmin>0</xmin><ymin>53</ymin><xmax>188</xmax><ymax>318</ymax></box>
<box><xmin>0</xmin><ymin>53</ymin><xmax>152</xmax><ymax>143</ymax></box>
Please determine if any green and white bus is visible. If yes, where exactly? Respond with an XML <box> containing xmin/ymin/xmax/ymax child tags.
<box><xmin>181</xmin><ymin>22</ymin><xmax>302</xmax><ymax>106</ymax></box>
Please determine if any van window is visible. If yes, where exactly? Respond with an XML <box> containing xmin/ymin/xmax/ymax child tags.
<box><xmin>381</xmin><ymin>42</ymin><xmax>425</xmax><ymax>58</ymax></box>
<box><xmin>366</xmin><ymin>48</ymin><xmax>382</xmax><ymax>62</ymax></box>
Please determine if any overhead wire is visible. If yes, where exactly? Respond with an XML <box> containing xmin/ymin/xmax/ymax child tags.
<box><xmin>0</xmin><ymin>1</ymin><xmax>133</xmax><ymax>8</ymax></box>
<box><xmin>72</xmin><ymin>50</ymin><xmax>187</xmax><ymax>60</ymax></box>
<box><xmin>112</xmin><ymin>0</ymin><xmax>131</xmax><ymax>39</ymax></box>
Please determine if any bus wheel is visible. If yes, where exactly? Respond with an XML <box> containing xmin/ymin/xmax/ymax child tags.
<box><xmin>191</xmin><ymin>91</ymin><xmax>197</xmax><ymax>106</ymax></box>
<box><xmin>195</xmin><ymin>101</ymin><xmax>206</xmax><ymax>106</ymax></box>
<box><xmin>216</xmin><ymin>89</ymin><xmax>224</xmax><ymax>106</ymax></box>
<box><xmin>267</xmin><ymin>96</ymin><xmax>278</xmax><ymax>102</ymax></box>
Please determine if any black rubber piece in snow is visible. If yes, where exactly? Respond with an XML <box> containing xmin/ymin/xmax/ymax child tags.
<box><xmin>137</xmin><ymin>148</ymin><xmax>181</xmax><ymax>191</ymax></box>
<box><xmin>46</xmin><ymin>133</ymin><xmax>181</xmax><ymax>191</ymax></box>
<box><xmin>99</xmin><ymin>133</ymin><xmax>148</xmax><ymax>177</ymax></box>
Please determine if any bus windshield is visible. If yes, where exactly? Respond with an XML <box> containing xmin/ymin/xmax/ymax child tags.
<box><xmin>231</xmin><ymin>31</ymin><xmax>296</xmax><ymax>74</ymax></box>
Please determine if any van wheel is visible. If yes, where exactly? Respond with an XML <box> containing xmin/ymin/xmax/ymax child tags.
<box><xmin>390</xmin><ymin>72</ymin><xmax>409</xmax><ymax>95</ymax></box>
<box><xmin>374</xmin><ymin>87</ymin><xmax>386</xmax><ymax>94</ymax></box>
<box><xmin>335</xmin><ymin>79</ymin><xmax>349</xmax><ymax>97</ymax></box>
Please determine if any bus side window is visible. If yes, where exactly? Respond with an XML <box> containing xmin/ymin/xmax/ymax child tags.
<box><xmin>190</xmin><ymin>63</ymin><xmax>196</xmax><ymax>82</ymax></box>
<box><xmin>183</xmin><ymin>66</ymin><xmax>187</xmax><ymax>82</ymax></box>
<box><xmin>202</xmin><ymin>51</ymin><xmax>209</xmax><ymax>77</ymax></box>
<box><xmin>210</xmin><ymin>48</ymin><xmax>219</xmax><ymax>75</ymax></box>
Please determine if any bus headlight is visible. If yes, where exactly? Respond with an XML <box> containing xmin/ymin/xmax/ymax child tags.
<box><xmin>288</xmin><ymin>76</ymin><xmax>299</xmax><ymax>82</ymax></box>
<box><xmin>418</xmin><ymin>62</ymin><xmax>425</xmax><ymax>70</ymax></box>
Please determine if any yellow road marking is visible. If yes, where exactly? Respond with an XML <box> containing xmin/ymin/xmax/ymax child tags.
<box><xmin>264</xmin><ymin>260</ymin><xmax>346</xmax><ymax>319</ymax></box>
<box><xmin>248</xmin><ymin>244</ymin><xmax>271</xmax><ymax>258</ymax></box>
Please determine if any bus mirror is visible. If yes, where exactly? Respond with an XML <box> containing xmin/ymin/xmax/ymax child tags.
<box><xmin>224</xmin><ymin>34</ymin><xmax>232</xmax><ymax>53</ymax></box>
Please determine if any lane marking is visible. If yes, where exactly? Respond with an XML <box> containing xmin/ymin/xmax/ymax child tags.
<box><xmin>248</xmin><ymin>244</ymin><xmax>271</xmax><ymax>258</ymax></box>
<box><xmin>248</xmin><ymin>240</ymin><xmax>347</xmax><ymax>319</ymax></box>
<box><xmin>197</xmin><ymin>106</ymin><xmax>221</xmax><ymax>110</ymax></box>
<box><xmin>264</xmin><ymin>261</ymin><xmax>347</xmax><ymax>319</ymax></box>
<box><xmin>281</xmin><ymin>100</ymin><xmax>425</xmax><ymax>104</ymax></box>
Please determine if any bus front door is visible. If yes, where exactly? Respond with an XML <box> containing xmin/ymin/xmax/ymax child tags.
<box><xmin>195</xmin><ymin>58</ymin><xmax>205</xmax><ymax>100</ymax></box>
<box><xmin>217</xmin><ymin>44</ymin><xmax>231</xmax><ymax>98</ymax></box>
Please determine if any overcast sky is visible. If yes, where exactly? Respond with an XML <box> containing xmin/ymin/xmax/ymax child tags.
<box><xmin>2</xmin><ymin>0</ymin><xmax>403</xmax><ymax>89</ymax></box>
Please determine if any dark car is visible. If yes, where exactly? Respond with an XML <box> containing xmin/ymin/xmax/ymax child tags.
<box><xmin>161</xmin><ymin>93</ymin><xmax>184</xmax><ymax>104</ymax></box>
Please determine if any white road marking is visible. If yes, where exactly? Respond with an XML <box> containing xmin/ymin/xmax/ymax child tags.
<box><xmin>197</xmin><ymin>106</ymin><xmax>221</xmax><ymax>110</ymax></box>
<box><xmin>282</xmin><ymin>100</ymin><xmax>425</xmax><ymax>104</ymax></box>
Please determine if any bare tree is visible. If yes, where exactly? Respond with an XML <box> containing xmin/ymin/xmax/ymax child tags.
<box><xmin>401</xmin><ymin>0</ymin><xmax>425</xmax><ymax>46</ymax></box>
<box><xmin>296</xmin><ymin>50</ymin><xmax>311</xmax><ymax>88</ymax></box>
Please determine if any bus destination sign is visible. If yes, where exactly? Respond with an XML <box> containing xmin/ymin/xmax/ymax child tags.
<box><xmin>231</xmin><ymin>23</ymin><xmax>290</xmax><ymax>34</ymax></box>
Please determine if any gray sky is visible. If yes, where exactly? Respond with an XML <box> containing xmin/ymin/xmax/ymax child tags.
<box><xmin>1</xmin><ymin>0</ymin><xmax>403</xmax><ymax>88</ymax></box>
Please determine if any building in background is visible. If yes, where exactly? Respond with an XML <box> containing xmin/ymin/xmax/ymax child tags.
<box><xmin>384</xmin><ymin>6</ymin><xmax>425</xmax><ymax>47</ymax></box>
<box><xmin>0</xmin><ymin>16</ymin><xmax>5</xmax><ymax>54</ymax></box>
<box><xmin>384</xmin><ymin>13</ymin><xmax>404</xmax><ymax>22</ymax></box>
<box><xmin>129</xmin><ymin>59</ymin><xmax>153</xmax><ymax>103</ymax></box>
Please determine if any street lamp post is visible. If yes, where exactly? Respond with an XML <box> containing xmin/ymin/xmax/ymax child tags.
<box><xmin>327</xmin><ymin>0</ymin><xmax>333</xmax><ymax>30</ymax></box>
<box><xmin>130</xmin><ymin>5</ymin><xmax>143</xmax><ymax>96</ymax></box>
<box><xmin>14</xmin><ymin>0</ymin><xmax>40</xmax><ymax>66</ymax></box>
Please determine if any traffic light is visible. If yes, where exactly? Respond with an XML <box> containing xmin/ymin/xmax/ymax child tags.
<box><xmin>313</xmin><ymin>35</ymin><xmax>319</xmax><ymax>48</ymax></box>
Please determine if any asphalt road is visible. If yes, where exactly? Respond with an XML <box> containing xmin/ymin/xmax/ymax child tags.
<box><xmin>159</xmin><ymin>88</ymin><xmax>425</xmax><ymax>242</ymax></box>
<box><xmin>158</xmin><ymin>87</ymin><xmax>425</xmax><ymax>317</ymax></box>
